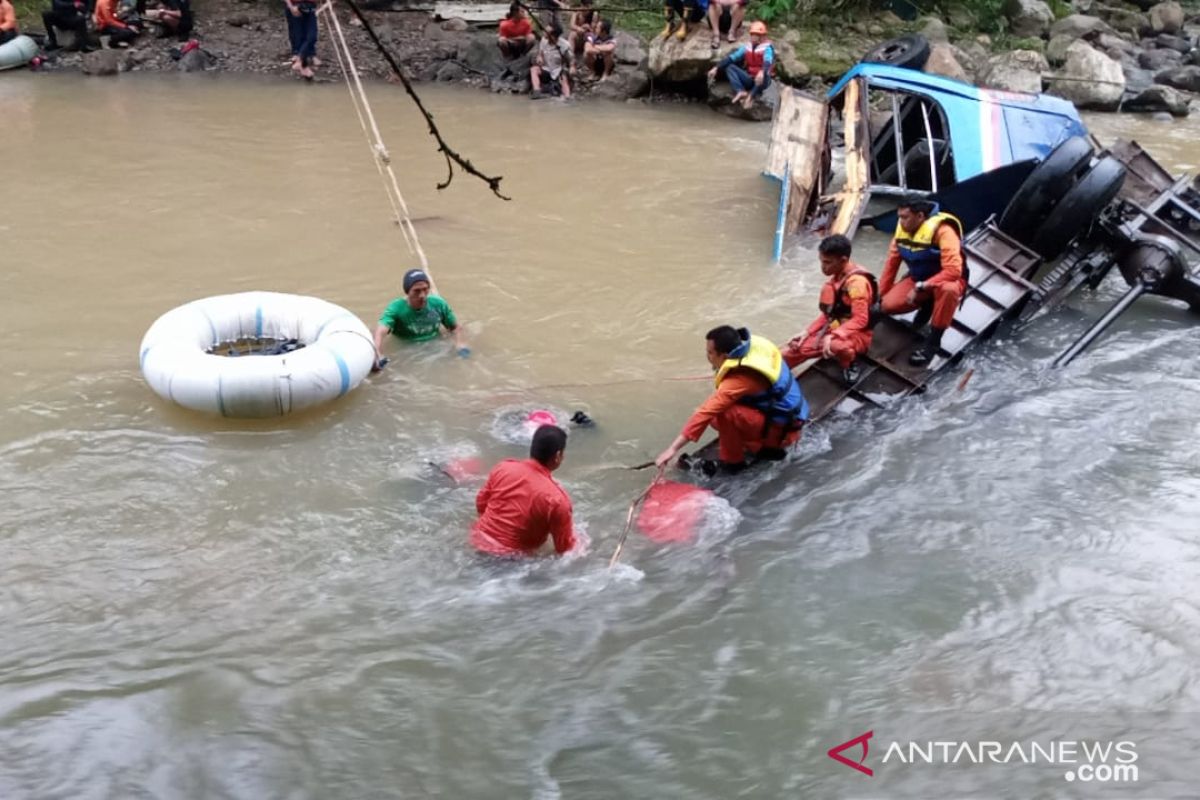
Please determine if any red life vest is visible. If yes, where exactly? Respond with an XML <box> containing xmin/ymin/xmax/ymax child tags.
<box><xmin>743</xmin><ymin>41</ymin><xmax>774</xmax><ymax>78</ymax></box>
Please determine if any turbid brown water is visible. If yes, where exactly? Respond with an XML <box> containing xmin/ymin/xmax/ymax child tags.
<box><xmin>3</xmin><ymin>74</ymin><xmax>1200</xmax><ymax>798</ymax></box>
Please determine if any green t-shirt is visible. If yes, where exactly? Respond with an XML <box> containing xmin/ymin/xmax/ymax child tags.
<box><xmin>379</xmin><ymin>295</ymin><xmax>457</xmax><ymax>342</ymax></box>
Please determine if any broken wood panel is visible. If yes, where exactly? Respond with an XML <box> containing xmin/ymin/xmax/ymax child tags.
<box><xmin>433</xmin><ymin>1</ymin><xmax>509</xmax><ymax>22</ymax></box>
<box><xmin>829</xmin><ymin>78</ymin><xmax>870</xmax><ymax>238</ymax></box>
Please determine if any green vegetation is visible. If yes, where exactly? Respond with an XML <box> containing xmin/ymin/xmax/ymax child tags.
<box><xmin>13</xmin><ymin>0</ymin><xmax>44</xmax><ymax>27</ymax></box>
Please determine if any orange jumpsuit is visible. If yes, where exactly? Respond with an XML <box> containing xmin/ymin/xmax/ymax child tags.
<box><xmin>93</xmin><ymin>0</ymin><xmax>129</xmax><ymax>30</ymax></box>
<box><xmin>783</xmin><ymin>265</ymin><xmax>875</xmax><ymax>369</ymax></box>
<box><xmin>880</xmin><ymin>223</ymin><xmax>965</xmax><ymax>330</ymax></box>
<box><xmin>680</xmin><ymin>371</ymin><xmax>801</xmax><ymax>464</ymax></box>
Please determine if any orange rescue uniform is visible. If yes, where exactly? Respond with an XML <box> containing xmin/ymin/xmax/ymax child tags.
<box><xmin>0</xmin><ymin>0</ymin><xmax>17</xmax><ymax>32</ymax></box>
<box><xmin>880</xmin><ymin>222</ymin><xmax>965</xmax><ymax>330</ymax></box>
<box><xmin>679</xmin><ymin>371</ymin><xmax>801</xmax><ymax>464</ymax></box>
<box><xmin>470</xmin><ymin>458</ymin><xmax>577</xmax><ymax>557</ymax></box>
<box><xmin>93</xmin><ymin>0</ymin><xmax>128</xmax><ymax>29</ymax></box>
<box><xmin>784</xmin><ymin>263</ymin><xmax>875</xmax><ymax>369</ymax></box>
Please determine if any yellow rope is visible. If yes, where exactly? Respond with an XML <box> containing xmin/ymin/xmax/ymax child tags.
<box><xmin>319</xmin><ymin>0</ymin><xmax>438</xmax><ymax>294</ymax></box>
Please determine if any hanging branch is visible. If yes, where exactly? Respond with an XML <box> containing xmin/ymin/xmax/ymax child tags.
<box><xmin>342</xmin><ymin>0</ymin><xmax>511</xmax><ymax>200</ymax></box>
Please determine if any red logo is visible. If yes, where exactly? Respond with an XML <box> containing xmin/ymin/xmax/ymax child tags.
<box><xmin>828</xmin><ymin>730</ymin><xmax>874</xmax><ymax>777</ymax></box>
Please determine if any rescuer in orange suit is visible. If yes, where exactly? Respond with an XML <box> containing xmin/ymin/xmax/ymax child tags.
<box><xmin>880</xmin><ymin>196</ymin><xmax>966</xmax><ymax>366</ymax></box>
<box><xmin>782</xmin><ymin>233</ymin><xmax>879</xmax><ymax>385</ymax></box>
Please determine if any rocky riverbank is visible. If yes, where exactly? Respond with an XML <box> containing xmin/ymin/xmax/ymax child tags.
<box><xmin>19</xmin><ymin>0</ymin><xmax>1200</xmax><ymax>118</ymax></box>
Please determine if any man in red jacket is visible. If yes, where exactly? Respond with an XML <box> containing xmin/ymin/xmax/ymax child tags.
<box><xmin>471</xmin><ymin>425</ymin><xmax>580</xmax><ymax>558</ymax></box>
<box><xmin>783</xmin><ymin>234</ymin><xmax>878</xmax><ymax>385</ymax></box>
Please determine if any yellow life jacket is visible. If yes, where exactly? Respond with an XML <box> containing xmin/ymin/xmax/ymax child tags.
<box><xmin>893</xmin><ymin>210</ymin><xmax>964</xmax><ymax>282</ymax></box>
<box><xmin>713</xmin><ymin>330</ymin><xmax>809</xmax><ymax>426</ymax></box>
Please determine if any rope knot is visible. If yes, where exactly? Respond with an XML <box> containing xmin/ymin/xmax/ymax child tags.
<box><xmin>374</xmin><ymin>143</ymin><xmax>391</xmax><ymax>165</ymax></box>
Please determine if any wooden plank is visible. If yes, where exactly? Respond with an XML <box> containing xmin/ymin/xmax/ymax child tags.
<box><xmin>433</xmin><ymin>1</ymin><xmax>509</xmax><ymax>22</ymax></box>
<box><xmin>830</xmin><ymin>78</ymin><xmax>869</xmax><ymax>238</ymax></box>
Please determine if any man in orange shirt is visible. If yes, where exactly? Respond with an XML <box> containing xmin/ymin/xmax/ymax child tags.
<box><xmin>880</xmin><ymin>196</ymin><xmax>966</xmax><ymax>366</ymax></box>
<box><xmin>783</xmin><ymin>234</ymin><xmax>879</xmax><ymax>385</ymax></box>
<box><xmin>471</xmin><ymin>425</ymin><xmax>581</xmax><ymax>558</ymax></box>
<box><xmin>0</xmin><ymin>0</ymin><xmax>19</xmax><ymax>45</ymax></box>
<box><xmin>656</xmin><ymin>326</ymin><xmax>809</xmax><ymax>474</ymax></box>
<box><xmin>497</xmin><ymin>1</ymin><xmax>535</xmax><ymax>59</ymax></box>
<box><xmin>93</xmin><ymin>0</ymin><xmax>140</xmax><ymax>46</ymax></box>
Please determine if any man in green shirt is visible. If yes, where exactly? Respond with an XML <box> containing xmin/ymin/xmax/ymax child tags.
<box><xmin>372</xmin><ymin>269</ymin><xmax>469</xmax><ymax>368</ymax></box>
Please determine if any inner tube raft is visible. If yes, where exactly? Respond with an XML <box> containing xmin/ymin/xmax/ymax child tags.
<box><xmin>0</xmin><ymin>35</ymin><xmax>38</xmax><ymax>71</ymax></box>
<box><xmin>139</xmin><ymin>291</ymin><xmax>376</xmax><ymax>418</ymax></box>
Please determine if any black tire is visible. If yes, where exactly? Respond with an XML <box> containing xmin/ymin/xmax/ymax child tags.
<box><xmin>998</xmin><ymin>136</ymin><xmax>1095</xmax><ymax>243</ymax></box>
<box><xmin>861</xmin><ymin>34</ymin><xmax>931</xmax><ymax>70</ymax></box>
<box><xmin>1029</xmin><ymin>156</ymin><xmax>1127</xmax><ymax>260</ymax></box>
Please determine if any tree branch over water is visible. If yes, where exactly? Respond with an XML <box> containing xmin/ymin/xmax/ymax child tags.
<box><xmin>342</xmin><ymin>0</ymin><xmax>511</xmax><ymax>200</ymax></box>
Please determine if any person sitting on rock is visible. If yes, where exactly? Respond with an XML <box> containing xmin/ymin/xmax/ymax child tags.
<box><xmin>93</xmin><ymin>0</ymin><xmax>141</xmax><ymax>47</ymax></box>
<box><xmin>660</xmin><ymin>0</ymin><xmax>707</xmax><ymax>41</ymax></box>
<box><xmin>706</xmin><ymin>0</ymin><xmax>746</xmax><ymax>48</ymax></box>
<box><xmin>144</xmin><ymin>0</ymin><xmax>192</xmax><ymax>40</ymax></box>
<box><xmin>497</xmin><ymin>1</ymin><xmax>534</xmax><ymax>59</ymax></box>
<box><xmin>568</xmin><ymin>0</ymin><xmax>596</xmax><ymax>58</ymax></box>
<box><xmin>583</xmin><ymin>19</ymin><xmax>616</xmax><ymax>81</ymax></box>
<box><xmin>0</xmin><ymin>0</ymin><xmax>20</xmax><ymax>45</ymax></box>
<box><xmin>707</xmin><ymin>20</ymin><xmax>773</xmax><ymax>109</ymax></box>
<box><xmin>530</xmin><ymin>22</ymin><xmax>575</xmax><ymax>99</ymax></box>
<box><xmin>41</xmin><ymin>0</ymin><xmax>91</xmax><ymax>51</ymax></box>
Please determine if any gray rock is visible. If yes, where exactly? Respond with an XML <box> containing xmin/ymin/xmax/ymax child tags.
<box><xmin>1046</xmin><ymin>33</ymin><xmax>1075</xmax><ymax>65</ymax></box>
<box><xmin>1154</xmin><ymin>64</ymin><xmax>1200</xmax><ymax>90</ymax></box>
<box><xmin>924</xmin><ymin>42</ymin><xmax>968</xmax><ymax>82</ymax></box>
<box><xmin>950</xmin><ymin>43</ymin><xmax>984</xmax><ymax>77</ymax></box>
<box><xmin>867</xmin><ymin>22</ymin><xmax>886</xmax><ymax>36</ymax></box>
<box><xmin>488</xmin><ymin>50</ymin><xmax>534</xmax><ymax>92</ymax></box>
<box><xmin>1124</xmin><ymin>83</ymin><xmax>1190</xmax><ymax>113</ymax></box>
<box><xmin>1045</xmin><ymin>40</ymin><xmax>1125</xmax><ymax>109</ymax></box>
<box><xmin>177</xmin><ymin>48</ymin><xmax>211</xmax><ymax>72</ymax></box>
<box><xmin>1004</xmin><ymin>0</ymin><xmax>1054</xmax><ymax>38</ymax></box>
<box><xmin>435</xmin><ymin>61</ymin><xmax>466</xmax><ymax>81</ymax></box>
<box><xmin>1096</xmin><ymin>32</ymin><xmax>1138</xmax><ymax>55</ymax></box>
<box><xmin>1049</xmin><ymin>14</ymin><xmax>1115</xmax><ymax>40</ymax></box>
<box><xmin>1122</xmin><ymin>63</ymin><xmax>1156</xmax><ymax>92</ymax></box>
<box><xmin>1155</xmin><ymin>32</ymin><xmax>1192</xmax><ymax>53</ymax></box>
<box><xmin>773</xmin><ymin>38</ymin><xmax>809</xmax><ymax>85</ymax></box>
<box><xmin>978</xmin><ymin>49</ymin><xmax>1049</xmax><ymax>93</ymax></box>
<box><xmin>1152</xmin><ymin>110</ymin><xmax>1174</xmax><ymax>120</ymax></box>
<box><xmin>918</xmin><ymin>16</ymin><xmax>949</xmax><ymax>43</ymax></box>
<box><xmin>613</xmin><ymin>30</ymin><xmax>646</xmax><ymax>65</ymax></box>
<box><xmin>707</xmin><ymin>78</ymin><xmax>778</xmax><ymax>121</ymax></box>
<box><xmin>589</xmin><ymin>65</ymin><xmax>650</xmax><ymax>100</ymax></box>
<box><xmin>1138</xmin><ymin>47</ymin><xmax>1183</xmax><ymax>69</ymax></box>
<box><xmin>441</xmin><ymin>17</ymin><xmax>470</xmax><ymax>31</ymax></box>
<box><xmin>1149</xmin><ymin>1</ymin><xmax>1184</xmax><ymax>33</ymax></box>
<box><xmin>458</xmin><ymin>33</ymin><xmax>507</xmax><ymax>76</ymax></box>
<box><xmin>226</xmin><ymin>14</ymin><xmax>250</xmax><ymax>26</ymax></box>
<box><xmin>82</xmin><ymin>49</ymin><xmax>121</xmax><ymax>76</ymax></box>
<box><xmin>648</xmin><ymin>27</ymin><xmax>721</xmax><ymax>82</ymax></box>
<box><xmin>1095</xmin><ymin>5</ymin><xmax>1150</xmax><ymax>36</ymax></box>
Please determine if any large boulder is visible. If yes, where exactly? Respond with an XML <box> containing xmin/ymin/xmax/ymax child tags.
<box><xmin>950</xmin><ymin>42</ymin><xmax>986</xmax><ymax>77</ymax></box>
<box><xmin>589</xmin><ymin>65</ymin><xmax>651</xmax><ymax>99</ymax></box>
<box><xmin>82</xmin><ymin>49</ymin><xmax>121</xmax><ymax>76</ymax></box>
<box><xmin>1046</xmin><ymin>40</ymin><xmax>1125</xmax><ymax>109</ymax></box>
<box><xmin>1154</xmin><ymin>64</ymin><xmax>1200</xmax><ymax>90</ymax></box>
<box><xmin>1149</xmin><ymin>1</ymin><xmax>1184</xmax><ymax>34</ymax></box>
<box><xmin>1049</xmin><ymin>14</ymin><xmax>1115</xmax><ymax>40</ymax></box>
<box><xmin>1138</xmin><ymin>47</ymin><xmax>1183</xmax><ymax>69</ymax></box>
<box><xmin>1096</xmin><ymin>32</ymin><xmax>1138</xmax><ymax>56</ymax></box>
<box><xmin>613</xmin><ymin>30</ymin><xmax>646</xmax><ymax>65</ymax></box>
<box><xmin>1095</xmin><ymin>5</ymin><xmax>1150</xmax><ymax>36</ymax></box>
<box><xmin>924</xmin><ymin>42</ymin><xmax>969</xmax><ymax>81</ymax></box>
<box><xmin>487</xmin><ymin>50</ymin><xmax>534</xmax><ymax>93</ymax></box>
<box><xmin>177</xmin><ymin>47</ymin><xmax>213</xmax><ymax>73</ymax></box>
<box><xmin>1004</xmin><ymin>0</ymin><xmax>1054</xmax><ymax>38</ymax></box>
<box><xmin>458</xmin><ymin>33</ymin><xmax>508</xmax><ymax>76</ymax></box>
<box><xmin>978</xmin><ymin>49</ymin><xmax>1048</xmax><ymax>93</ymax></box>
<box><xmin>1124</xmin><ymin>83</ymin><xmax>1190</xmax><ymax>114</ymax></box>
<box><xmin>1046</xmin><ymin>33</ymin><xmax>1075</xmax><ymax>65</ymax></box>
<box><xmin>647</xmin><ymin>28</ymin><xmax>719</xmax><ymax>82</ymax></box>
<box><xmin>918</xmin><ymin>16</ymin><xmax>949</xmax><ymax>42</ymax></box>
<box><xmin>773</xmin><ymin>38</ymin><xmax>809</xmax><ymax>85</ymax></box>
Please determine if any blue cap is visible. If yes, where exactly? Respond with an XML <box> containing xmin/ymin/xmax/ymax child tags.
<box><xmin>403</xmin><ymin>269</ymin><xmax>431</xmax><ymax>293</ymax></box>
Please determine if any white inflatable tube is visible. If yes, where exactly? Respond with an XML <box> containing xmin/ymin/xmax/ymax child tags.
<box><xmin>139</xmin><ymin>292</ymin><xmax>376</xmax><ymax>418</ymax></box>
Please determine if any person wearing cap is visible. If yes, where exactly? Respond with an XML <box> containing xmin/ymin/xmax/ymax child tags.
<box><xmin>655</xmin><ymin>326</ymin><xmax>808</xmax><ymax>475</ymax></box>
<box><xmin>471</xmin><ymin>425</ymin><xmax>582</xmax><ymax>558</ymax></box>
<box><xmin>707</xmin><ymin>21</ymin><xmax>773</xmax><ymax>110</ymax></box>
<box><xmin>372</xmin><ymin>269</ymin><xmax>468</xmax><ymax>366</ymax></box>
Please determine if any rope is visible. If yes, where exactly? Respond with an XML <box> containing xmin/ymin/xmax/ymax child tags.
<box><xmin>320</xmin><ymin>0</ymin><xmax>438</xmax><ymax>294</ymax></box>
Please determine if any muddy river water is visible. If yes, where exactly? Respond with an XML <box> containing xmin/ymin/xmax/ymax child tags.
<box><xmin>3</xmin><ymin>74</ymin><xmax>1200</xmax><ymax>798</ymax></box>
